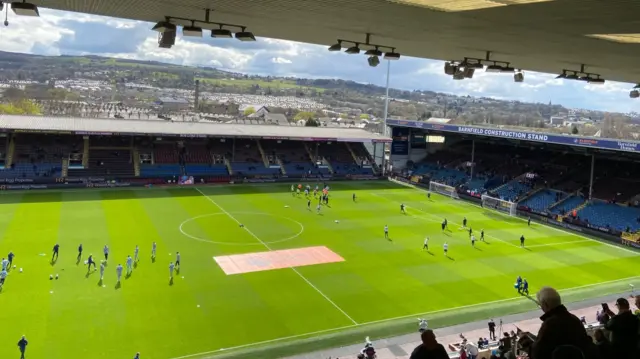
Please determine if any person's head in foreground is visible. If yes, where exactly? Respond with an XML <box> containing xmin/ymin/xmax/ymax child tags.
<box><xmin>536</xmin><ymin>286</ymin><xmax>562</xmax><ymax>313</ymax></box>
<box><xmin>421</xmin><ymin>329</ymin><xmax>438</xmax><ymax>348</ymax></box>
<box><xmin>614</xmin><ymin>297</ymin><xmax>630</xmax><ymax>313</ymax></box>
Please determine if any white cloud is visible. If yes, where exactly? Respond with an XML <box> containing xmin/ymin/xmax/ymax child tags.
<box><xmin>3</xmin><ymin>9</ymin><xmax>640</xmax><ymax>113</ymax></box>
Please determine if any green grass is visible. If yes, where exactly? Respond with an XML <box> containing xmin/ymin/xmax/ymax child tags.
<box><xmin>196</xmin><ymin>77</ymin><xmax>324</xmax><ymax>92</ymax></box>
<box><xmin>0</xmin><ymin>182</ymin><xmax>638</xmax><ymax>359</ymax></box>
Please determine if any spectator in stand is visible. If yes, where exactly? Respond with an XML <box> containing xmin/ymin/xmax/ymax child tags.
<box><xmin>459</xmin><ymin>346</ymin><xmax>467</xmax><ymax>359</ymax></box>
<box><xmin>488</xmin><ymin>319</ymin><xmax>496</xmax><ymax>340</ymax></box>
<box><xmin>410</xmin><ymin>329</ymin><xmax>449</xmax><ymax>359</ymax></box>
<box><xmin>593</xmin><ymin>329</ymin><xmax>611</xmax><ymax>359</ymax></box>
<box><xmin>596</xmin><ymin>310</ymin><xmax>610</xmax><ymax>325</ymax></box>
<box><xmin>603</xmin><ymin>297</ymin><xmax>640</xmax><ymax>358</ymax></box>
<box><xmin>477</xmin><ymin>337</ymin><xmax>485</xmax><ymax>350</ymax></box>
<box><xmin>464</xmin><ymin>339</ymin><xmax>479</xmax><ymax>359</ymax></box>
<box><xmin>529</xmin><ymin>287</ymin><xmax>597</xmax><ymax>359</ymax></box>
<box><xmin>634</xmin><ymin>295</ymin><xmax>640</xmax><ymax>318</ymax></box>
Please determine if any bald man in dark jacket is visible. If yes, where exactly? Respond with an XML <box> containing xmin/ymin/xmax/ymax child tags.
<box><xmin>530</xmin><ymin>287</ymin><xmax>598</xmax><ymax>359</ymax></box>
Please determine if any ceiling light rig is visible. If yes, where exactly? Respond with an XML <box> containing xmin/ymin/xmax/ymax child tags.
<box><xmin>630</xmin><ymin>84</ymin><xmax>640</xmax><ymax>99</ymax></box>
<box><xmin>11</xmin><ymin>0</ymin><xmax>39</xmax><ymax>17</ymax></box>
<box><xmin>327</xmin><ymin>33</ymin><xmax>401</xmax><ymax>67</ymax></box>
<box><xmin>151</xmin><ymin>10</ymin><xmax>256</xmax><ymax>48</ymax></box>
<box><xmin>555</xmin><ymin>64</ymin><xmax>605</xmax><ymax>85</ymax></box>
<box><xmin>445</xmin><ymin>52</ymin><xmax>519</xmax><ymax>81</ymax></box>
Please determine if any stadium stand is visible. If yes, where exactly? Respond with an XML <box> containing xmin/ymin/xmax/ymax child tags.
<box><xmin>260</xmin><ymin>140</ymin><xmax>317</xmax><ymax>176</ymax></box>
<box><xmin>519</xmin><ymin>189</ymin><xmax>566</xmax><ymax>213</ymax></box>
<box><xmin>230</xmin><ymin>139</ymin><xmax>281</xmax><ymax>176</ymax></box>
<box><xmin>491</xmin><ymin>179</ymin><xmax>533</xmax><ymax>202</ymax></box>
<box><xmin>577</xmin><ymin>201</ymin><xmax>640</xmax><ymax>232</ymax></box>
<box><xmin>548</xmin><ymin>195</ymin><xmax>586</xmax><ymax>215</ymax></box>
<box><xmin>69</xmin><ymin>149</ymin><xmax>135</xmax><ymax>177</ymax></box>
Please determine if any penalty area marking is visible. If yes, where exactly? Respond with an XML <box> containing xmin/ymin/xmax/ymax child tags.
<box><xmin>168</xmin><ymin>273</ymin><xmax>640</xmax><ymax>359</ymax></box>
<box><xmin>179</xmin><ymin>212</ymin><xmax>304</xmax><ymax>246</ymax></box>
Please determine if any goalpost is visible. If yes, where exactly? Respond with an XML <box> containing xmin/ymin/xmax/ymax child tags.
<box><xmin>481</xmin><ymin>194</ymin><xmax>517</xmax><ymax>216</ymax></box>
<box><xmin>429</xmin><ymin>181</ymin><xmax>460</xmax><ymax>199</ymax></box>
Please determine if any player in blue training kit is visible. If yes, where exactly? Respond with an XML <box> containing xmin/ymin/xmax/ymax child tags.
<box><xmin>116</xmin><ymin>264</ymin><xmax>123</xmax><ymax>282</ymax></box>
<box><xmin>103</xmin><ymin>245</ymin><xmax>110</xmax><ymax>261</ymax></box>
<box><xmin>0</xmin><ymin>269</ymin><xmax>8</xmax><ymax>289</ymax></box>
<box><xmin>516</xmin><ymin>275</ymin><xmax>523</xmax><ymax>293</ymax></box>
<box><xmin>126</xmin><ymin>255</ymin><xmax>133</xmax><ymax>275</ymax></box>
<box><xmin>52</xmin><ymin>244</ymin><xmax>60</xmax><ymax>262</ymax></box>
<box><xmin>87</xmin><ymin>254</ymin><xmax>96</xmax><ymax>271</ymax></box>
<box><xmin>522</xmin><ymin>279</ymin><xmax>529</xmax><ymax>295</ymax></box>
<box><xmin>1</xmin><ymin>257</ymin><xmax>8</xmax><ymax>271</ymax></box>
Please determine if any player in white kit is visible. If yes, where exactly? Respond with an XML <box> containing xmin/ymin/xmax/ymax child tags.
<box><xmin>126</xmin><ymin>255</ymin><xmax>133</xmax><ymax>275</ymax></box>
<box><xmin>384</xmin><ymin>225</ymin><xmax>389</xmax><ymax>240</ymax></box>
<box><xmin>470</xmin><ymin>234</ymin><xmax>476</xmax><ymax>247</ymax></box>
<box><xmin>443</xmin><ymin>242</ymin><xmax>449</xmax><ymax>255</ymax></box>
<box><xmin>175</xmin><ymin>252</ymin><xmax>181</xmax><ymax>270</ymax></box>
<box><xmin>103</xmin><ymin>245</ymin><xmax>109</xmax><ymax>261</ymax></box>
<box><xmin>99</xmin><ymin>260</ymin><xmax>106</xmax><ymax>280</ymax></box>
<box><xmin>169</xmin><ymin>262</ymin><xmax>175</xmax><ymax>279</ymax></box>
<box><xmin>423</xmin><ymin>237</ymin><xmax>429</xmax><ymax>250</ymax></box>
<box><xmin>134</xmin><ymin>245</ymin><xmax>139</xmax><ymax>262</ymax></box>
<box><xmin>116</xmin><ymin>264</ymin><xmax>123</xmax><ymax>282</ymax></box>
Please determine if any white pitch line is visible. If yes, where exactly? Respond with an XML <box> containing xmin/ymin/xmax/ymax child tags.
<box><xmin>168</xmin><ymin>273</ymin><xmax>640</xmax><ymax>359</ymax></box>
<box><xmin>194</xmin><ymin>187</ymin><xmax>358</xmax><ymax>326</ymax></box>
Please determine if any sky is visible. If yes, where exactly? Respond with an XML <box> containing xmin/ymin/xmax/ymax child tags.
<box><xmin>2</xmin><ymin>8</ymin><xmax>640</xmax><ymax>113</ymax></box>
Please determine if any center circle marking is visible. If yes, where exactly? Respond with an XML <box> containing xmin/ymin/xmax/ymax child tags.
<box><xmin>179</xmin><ymin>212</ymin><xmax>304</xmax><ymax>246</ymax></box>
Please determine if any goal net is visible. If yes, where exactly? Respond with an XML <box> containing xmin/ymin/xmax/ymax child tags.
<box><xmin>481</xmin><ymin>194</ymin><xmax>517</xmax><ymax>216</ymax></box>
<box><xmin>429</xmin><ymin>181</ymin><xmax>459</xmax><ymax>199</ymax></box>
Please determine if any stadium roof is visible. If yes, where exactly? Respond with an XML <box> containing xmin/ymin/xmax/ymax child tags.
<box><xmin>30</xmin><ymin>0</ymin><xmax>640</xmax><ymax>84</ymax></box>
<box><xmin>0</xmin><ymin>115</ymin><xmax>390</xmax><ymax>142</ymax></box>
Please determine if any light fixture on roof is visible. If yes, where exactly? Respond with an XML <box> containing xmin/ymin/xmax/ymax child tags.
<box><xmin>235</xmin><ymin>27</ymin><xmax>256</xmax><ymax>41</ymax></box>
<box><xmin>211</xmin><ymin>25</ymin><xmax>233</xmax><ymax>38</ymax></box>
<box><xmin>444</xmin><ymin>62</ymin><xmax>457</xmax><ymax>75</ymax></box>
<box><xmin>485</xmin><ymin>63</ymin><xmax>503</xmax><ymax>73</ymax></box>
<box><xmin>11</xmin><ymin>0</ymin><xmax>39</xmax><ymax>16</ymax></box>
<box><xmin>182</xmin><ymin>21</ymin><xmax>202</xmax><ymax>37</ymax></box>
<box><xmin>0</xmin><ymin>1</ymin><xmax>3</xmax><ymax>11</ymax></box>
<box><xmin>365</xmin><ymin>47</ymin><xmax>383</xmax><ymax>57</ymax></box>
<box><xmin>367</xmin><ymin>55</ymin><xmax>380</xmax><ymax>67</ymax></box>
<box><xmin>633</xmin><ymin>84</ymin><xmax>640</xmax><ymax>89</ymax></box>
<box><xmin>588</xmin><ymin>76</ymin><xmax>605</xmax><ymax>84</ymax></box>
<box><xmin>565</xmin><ymin>72</ymin><xmax>579</xmax><ymax>80</ymax></box>
<box><xmin>453</xmin><ymin>68</ymin><xmax>465</xmax><ymax>80</ymax></box>
<box><xmin>152</xmin><ymin>18</ymin><xmax>176</xmax><ymax>33</ymax></box>
<box><xmin>463</xmin><ymin>67</ymin><xmax>475</xmax><ymax>79</ymax></box>
<box><xmin>345</xmin><ymin>43</ymin><xmax>361</xmax><ymax>54</ymax></box>
<box><xmin>630</xmin><ymin>90</ymin><xmax>639</xmax><ymax>99</ymax></box>
<box><xmin>514</xmin><ymin>70</ymin><xmax>524</xmax><ymax>82</ymax></box>
<box><xmin>328</xmin><ymin>41</ymin><xmax>342</xmax><ymax>52</ymax></box>
<box><xmin>555</xmin><ymin>71</ymin><xmax>567</xmax><ymax>79</ymax></box>
<box><xmin>384</xmin><ymin>49</ymin><xmax>401</xmax><ymax>60</ymax></box>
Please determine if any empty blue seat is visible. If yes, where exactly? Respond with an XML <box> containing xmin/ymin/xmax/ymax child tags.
<box><xmin>519</xmin><ymin>190</ymin><xmax>566</xmax><ymax>212</ymax></box>
<box><xmin>578</xmin><ymin>202</ymin><xmax>640</xmax><ymax>232</ymax></box>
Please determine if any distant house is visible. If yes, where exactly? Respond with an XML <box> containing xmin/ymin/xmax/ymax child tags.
<box><xmin>156</xmin><ymin>97</ymin><xmax>189</xmax><ymax>111</ymax></box>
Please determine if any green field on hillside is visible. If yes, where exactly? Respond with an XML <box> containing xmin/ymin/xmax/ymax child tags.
<box><xmin>0</xmin><ymin>181</ymin><xmax>638</xmax><ymax>359</ymax></box>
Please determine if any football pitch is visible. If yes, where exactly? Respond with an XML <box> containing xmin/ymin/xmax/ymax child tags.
<box><xmin>0</xmin><ymin>181</ymin><xmax>638</xmax><ymax>359</ymax></box>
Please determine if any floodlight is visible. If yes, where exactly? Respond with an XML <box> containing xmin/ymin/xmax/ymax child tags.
<box><xmin>0</xmin><ymin>2</ymin><xmax>3</xmax><ymax>11</ymax></box>
<box><xmin>328</xmin><ymin>42</ymin><xmax>342</xmax><ymax>51</ymax></box>
<box><xmin>514</xmin><ymin>72</ymin><xmax>524</xmax><ymax>82</ymax></box>
<box><xmin>467</xmin><ymin>62</ymin><xmax>484</xmax><ymax>69</ymax></box>
<box><xmin>152</xmin><ymin>20</ymin><xmax>176</xmax><ymax>33</ymax></box>
<box><xmin>383</xmin><ymin>51</ymin><xmax>400</xmax><ymax>60</ymax></box>
<box><xmin>365</xmin><ymin>47</ymin><xmax>383</xmax><ymax>57</ymax></box>
<box><xmin>565</xmin><ymin>72</ymin><xmax>579</xmax><ymax>80</ymax></box>
<box><xmin>555</xmin><ymin>71</ymin><xmax>567</xmax><ymax>79</ymax></box>
<box><xmin>345</xmin><ymin>44</ymin><xmax>361</xmax><ymax>54</ymax></box>
<box><xmin>211</xmin><ymin>27</ymin><xmax>233</xmax><ymax>38</ymax></box>
<box><xmin>588</xmin><ymin>77</ymin><xmax>605</xmax><ymax>84</ymax></box>
<box><xmin>485</xmin><ymin>64</ymin><xmax>503</xmax><ymax>72</ymax></box>
<box><xmin>11</xmin><ymin>1</ymin><xmax>39</xmax><ymax>16</ymax></box>
<box><xmin>444</xmin><ymin>62</ymin><xmax>456</xmax><ymax>75</ymax></box>
<box><xmin>633</xmin><ymin>84</ymin><xmax>640</xmax><ymax>89</ymax></box>
<box><xmin>183</xmin><ymin>22</ymin><xmax>203</xmax><ymax>37</ymax></box>
<box><xmin>501</xmin><ymin>66</ymin><xmax>515</xmax><ymax>73</ymax></box>
<box><xmin>630</xmin><ymin>90</ymin><xmax>639</xmax><ymax>98</ymax></box>
<box><xmin>235</xmin><ymin>29</ymin><xmax>256</xmax><ymax>41</ymax></box>
<box><xmin>453</xmin><ymin>69</ymin><xmax>465</xmax><ymax>80</ymax></box>
<box><xmin>158</xmin><ymin>30</ymin><xmax>176</xmax><ymax>48</ymax></box>
<box><xmin>463</xmin><ymin>67</ymin><xmax>475</xmax><ymax>79</ymax></box>
<box><xmin>367</xmin><ymin>55</ymin><xmax>380</xmax><ymax>67</ymax></box>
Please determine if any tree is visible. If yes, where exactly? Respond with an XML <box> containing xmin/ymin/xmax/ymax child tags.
<box><xmin>0</xmin><ymin>99</ymin><xmax>42</xmax><ymax>115</ymax></box>
<box><xmin>243</xmin><ymin>106</ymin><xmax>256</xmax><ymax>116</ymax></box>
<box><xmin>571</xmin><ymin>125</ymin><xmax>579</xmax><ymax>135</ymax></box>
<box><xmin>294</xmin><ymin>111</ymin><xmax>315</xmax><ymax>121</ymax></box>
<box><xmin>359</xmin><ymin>114</ymin><xmax>370</xmax><ymax>119</ymax></box>
<box><xmin>305</xmin><ymin>118</ymin><xmax>319</xmax><ymax>127</ymax></box>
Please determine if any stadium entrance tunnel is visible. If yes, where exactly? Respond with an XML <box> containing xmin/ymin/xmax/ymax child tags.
<box><xmin>179</xmin><ymin>212</ymin><xmax>304</xmax><ymax>246</ymax></box>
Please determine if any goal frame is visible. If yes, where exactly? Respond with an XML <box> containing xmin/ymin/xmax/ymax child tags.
<box><xmin>481</xmin><ymin>194</ymin><xmax>517</xmax><ymax>216</ymax></box>
<box><xmin>429</xmin><ymin>181</ymin><xmax>460</xmax><ymax>199</ymax></box>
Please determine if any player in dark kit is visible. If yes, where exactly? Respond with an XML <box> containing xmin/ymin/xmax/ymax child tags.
<box><xmin>527</xmin><ymin>217</ymin><xmax>531</xmax><ymax>227</ymax></box>
<box><xmin>8</xmin><ymin>251</ymin><xmax>14</xmax><ymax>268</ymax></box>
<box><xmin>353</xmin><ymin>193</ymin><xmax>356</xmax><ymax>202</ymax></box>
<box><xmin>520</xmin><ymin>235</ymin><xmax>525</xmax><ymax>247</ymax></box>
<box><xmin>307</xmin><ymin>199</ymin><xmax>311</xmax><ymax>210</ymax></box>
<box><xmin>480</xmin><ymin>229</ymin><xmax>485</xmax><ymax>241</ymax></box>
<box><xmin>468</xmin><ymin>227</ymin><xmax>473</xmax><ymax>237</ymax></box>
<box><xmin>462</xmin><ymin>217</ymin><xmax>467</xmax><ymax>228</ymax></box>
<box><xmin>400</xmin><ymin>204</ymin><xmax>406</xmax><ymax>214</ymax></box>
<box><xmin>77</xmin><ymin>244</ymin><xmax>83</xmax><ymax>262</ymax></box>
<box><xmin>51</xmin><ymin>244</ymin><xmax>60</xmax><ymax>262</ymax></box>
<box><xmin>522</xmin><ymin>279</ymin><xmax>529</xmax><ymax>295</ymax></box>
<box><xmin>86</xmin><ymin>254</ymin><xmax>96</xmax><ymax>271</ymax></box>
